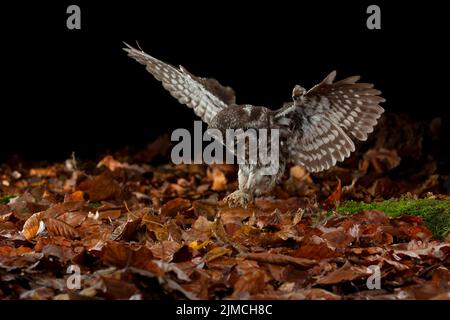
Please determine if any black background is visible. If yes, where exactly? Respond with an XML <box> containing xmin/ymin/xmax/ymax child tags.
<box><xmin>2</xmin><ymin>1</ymin><xmax>448</xmax><ymax>161</ymax></box>
<box><xmin>0</xmin><ymin>300</ymin><xmax>439</xmax><ymax>320</ymax></box>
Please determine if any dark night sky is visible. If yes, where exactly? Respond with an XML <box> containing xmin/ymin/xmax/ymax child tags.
<box><xmin>2</xmin><ymin>1</ymin><xmax>448</xmax><ymax>161</ymax></box>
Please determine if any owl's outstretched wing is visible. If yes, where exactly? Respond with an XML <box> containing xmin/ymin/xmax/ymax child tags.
<box><xmin>123</xmin><ymin>43</ymin><xmax>235</xmax><ymax>124</ymax></box>
<box><xmin>276</xmin><ymin>71</ymin><xmax>385</xmax><ymax>173</ymax></box>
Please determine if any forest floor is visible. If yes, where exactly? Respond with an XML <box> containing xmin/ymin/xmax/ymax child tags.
<box><xmin>0</xmin><ymin>113</ymin><xmax>449</xmax><ymax>300</ymax></box>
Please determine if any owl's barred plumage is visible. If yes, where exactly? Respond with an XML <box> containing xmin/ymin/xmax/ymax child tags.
<box><xmin>123</xmin><ymin>43</ymin><xmax>234</xmax><ymax>124</ymax></box>
<box><xmin>124</xmin><ymin>44</ymin><xmax>385</xmax><ymax>207</ymax></box>
<box><xmin>279</xmin><ymin>71</ymin><xmax>385</xmax><ymax>173</ymax></box>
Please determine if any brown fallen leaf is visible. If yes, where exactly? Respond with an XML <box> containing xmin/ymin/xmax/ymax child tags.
<box><xmin>241</xmin><ymin>252</ymin><xmax>316</xmax><ymax>269</ymax></box>
<box><xmin>97</xmin><ymin>155</ymin><xmax>124</xmax><ymax>172</ymax></box>
<box><xmin>98</xmin><ymin>276</ymin><xmax>139</xmax><ymax>300</ymax></box>
<box><xmin>324</xmin><ymin>178</ymin><xmax>342</xmax><ymax>209</ymax></box>
<box><xmin>0</xmin><ymin>252</ymin><xmax>43</xmax><ymax>271</ymax></box>
<box><xmin>321</xmin><ymin>229</ymin><xmax>355</xmax><ymax>249</ymax></box>
<box><xmin>207</xmin><ymin>166</ymin><xmax>227</xmax><ymax>191</ymax></box>
<box><xmin>21</xmin><ymin>201</ymin><xmax>85</xmax><ymax>241</ymax></box>
<box><xmin>203</xmin><ymin>246</ymin><xmax>232</xmax><ymax>262</ymax></box>
<box><xmin>110</xmin><ymin>217</ymin><xmax>142</xmax><ymax>241</ymax></box>
<box><xmin>294</xmin><ymin>243</ymin><xmax>339</xmax><ymax>260</ymax></box>
<box><xmin>64</xmin><ymin>190</ymin><xmax>85</xmax><ymax>202</ymax></box>
<box><xmin>192</xmin><ymin>199</ymin><xmax>219</xmax><ymax>221</ymax></box>
<box><xmin>45</xmin><ymin>218</ymin><xmax>80</xmax><ymax>239</ymax></box>
<box><xmin>231</xmin><ymin>269</ymin><xmax>266</xmax><ymax>299</ymax></box>
<box><xmin>98</xmin><ymin>209</ymin><xmax>122</xmax><ymax>220</ymax></box>
<box><xmin>21</xmin><ymin>211</ymin><xmax>47</xmax><ymax>240</ymax></box>
<box><xmin>212</xmin><ymin>217</ymin><xmax>248</xmax><ymax>254</ymax></box>
<box><xmin>182</xmin><ymin>216</ymin><xmax>213</xmax><ymax>242</ymax></box>
<box><xmin>149</xmin><ymin>241</ymin><xmax>182</xmax><ymax>262</ymax></box>
<box><xmin>389</xmin><ymin>215</ymin><xmax>433</xmax><ymax>241</ymax></box>
<box><xmin>46</xmin><ymin>201</ymin><xmax>85</xmax><ymax>217</ymax></box>
<box><xmin>315</xmin><ymin>261</ymin><xmax>372</xmax><ymax>285</ymax></box>
<box><xmin>101</xmin><ymin>241</ymin><xmax>159</xmax><ymax>273</ymax></box>
<box><xmin>160</xmin><ymin>198</ymin><xmax>191</xmax><ymax>218</ymax></box>
<box><xmin>97</xmin><ymin>155</ymin><xmax>146</xmax><ymax>173</ymax></box>
<box><xmin>78</xmin><ymin>174</ymin><xmax>122</xmax><ymax>201</ymax></box>
<box><xmin>399</xmin><ymin>268</ymin><xmax>450</xmax><ymax>299</ymax></box>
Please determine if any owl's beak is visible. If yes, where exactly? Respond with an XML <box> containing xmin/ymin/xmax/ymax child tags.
<box><xmin>292</xmin><ymin>85</ymin><xmax>306</xmax><ymax>101</ymax></box>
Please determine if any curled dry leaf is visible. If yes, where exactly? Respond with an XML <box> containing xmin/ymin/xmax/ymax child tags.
<box><xmin>97</xmin><ymin>155</ymin><xmax>146</xmax><ymax>173</ymax></box>
<box><xmin>110</xmin><ymin>217</ymin><xmax>142</xmax><ymax>241</ymax></box>
<box><xmin>97</xmin><ymin>155</ymin><xmax>124</xmax><ymax>172</ymax></box>
<box><xmin>22</xmin><ymin>211</ymin><xmax>48</xmax><ymax>241</ymax></box>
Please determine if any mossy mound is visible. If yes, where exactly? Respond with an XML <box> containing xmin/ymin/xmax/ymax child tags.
<box><xmin>337</xmin><ymin>198</ymin><xmax>450</xmax><ymax>239</ymax></box>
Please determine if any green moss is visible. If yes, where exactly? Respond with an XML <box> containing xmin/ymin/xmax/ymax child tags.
<box><xmin>0</xmin><ymin>194</ymin><xmax>17</xmax><ymax>204</ymax></box>
<box><xmin>88</xmin><ymin>202</ymin><xmax>102</xmax><ymax>209</ymax></box>
<box><xmin>337</xmin><ymin>198</ymin><xmax>450</xmax><ymax>239</ymax></box>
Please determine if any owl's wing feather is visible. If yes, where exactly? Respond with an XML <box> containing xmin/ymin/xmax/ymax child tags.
<box><xmin>178</xmin><ymin>66</ymin><xmax>236</xmax><ymax>105</ymax></box>
<box><xmin>277</xmin><ymin>71</ymin><xmax>385</xmax><ymax>173</ymax></box>
<box><xmin>305</xmin><ymin>71</ymin><xmax>385</xmax><ymax>141</ymax></box>
<box><xmin>123</xmin><ymin>43</ymin><xmax>233</xmax><ymax>124</ymax></box>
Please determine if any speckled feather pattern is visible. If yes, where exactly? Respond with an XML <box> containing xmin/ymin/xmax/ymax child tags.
<box><xmin>124</xmin><ymin>45</ymin><xmax>385</xmax><ymax>203</ymax></box>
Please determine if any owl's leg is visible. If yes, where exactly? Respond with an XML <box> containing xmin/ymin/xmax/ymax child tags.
<box><xmin>224</xmin><ymin>161</ymin><xmax>286</xmax><ymax>208</ymax></box>
<box><xmin>223</xmin><ymin>166</ymin><xmax>254</xmax><ymax>208</ymax></box>
<box><xmin>223</xmin><ymin>190</ymin><xmax>253</xmax><ymax>208</ymax></box>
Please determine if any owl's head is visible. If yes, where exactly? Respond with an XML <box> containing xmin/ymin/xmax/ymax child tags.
<box><xmin>292</xmin><ymin>85</ymin><xmax>306</xmax><ymax>101</ymax></box>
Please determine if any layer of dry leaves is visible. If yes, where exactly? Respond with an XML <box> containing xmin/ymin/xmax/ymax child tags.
<box><xmin>0</xmin><ymin>113</ymin><xmax>449</xmax><ymax>300</ymax></box>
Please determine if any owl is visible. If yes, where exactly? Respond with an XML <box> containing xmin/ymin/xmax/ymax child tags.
<box><xmin>124</xmin><ymin>43</ymin><xmax>385</xmax><ymax>207</ymax></box>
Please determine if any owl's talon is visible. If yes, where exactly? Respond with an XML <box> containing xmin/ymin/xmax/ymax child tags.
<box><xmin>223</xmin><ymin>190</ymin><xmax>252</xmax><ymax>208</ymax></box>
